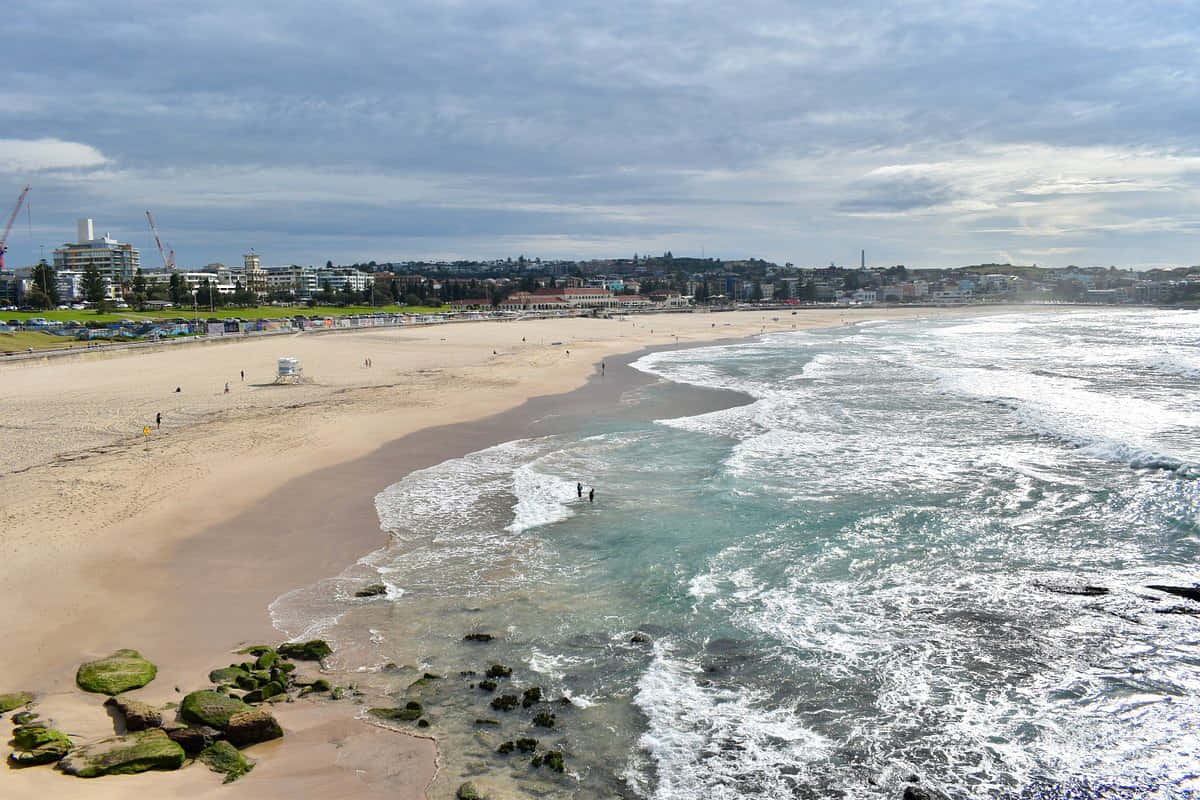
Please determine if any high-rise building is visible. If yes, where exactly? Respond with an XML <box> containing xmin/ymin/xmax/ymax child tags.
<box><xmin>52</xmin><ymin>218</ymin><xmax>140</xmax><ymax>290</ymax></box>
<box><xmin>243</xmin><ymin>252</ymin><xmax>267</xmax><ymax>295</ymax></box>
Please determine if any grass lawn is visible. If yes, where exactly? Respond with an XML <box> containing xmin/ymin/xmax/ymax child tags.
<box><xmin>2</xmin><ymin>304</ymin><xmax>449</xmax><ymax>324</ymax></box>
<box><xmin>0</xmin><ymin>330</ymin><xmax>76</xmax><ymax>353</ymax></box>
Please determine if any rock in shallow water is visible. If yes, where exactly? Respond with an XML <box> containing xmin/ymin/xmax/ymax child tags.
<box><xmin>277</xmin><ymin>640</ymin><xmax>332</xmax><ymax>660</ymax></box>
<box><xmin>58</xmin><ymin>728</ymin><xmax>184</xmax><ymax>777</ymax></box>
<box><xmin>76</xmin><ymin>649</ymin><xmax>157</xmax><ymax>695</ymax></box>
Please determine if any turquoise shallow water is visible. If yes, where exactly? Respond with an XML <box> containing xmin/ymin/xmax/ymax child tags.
<box><xmin>272</xmin><ymin>309</ymin><xmax>1200</xmax><ymax>799</ymax></box>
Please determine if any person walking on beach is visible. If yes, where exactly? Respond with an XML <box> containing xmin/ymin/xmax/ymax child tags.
<box><xmin>601</xmin><ymin>361</ymin><xmax>605</xmax><ymax>374</ymax></box>
<box><xmin>224</xmin><ymin>382</ymin><xmax>230</xmax><ymax>394</ymax></box>
<box><xmin>588</xmin><ymin>487</ymin><xmax>594</xmax><ymax>503</ymax></box>
<box><xmin>156</xmin><ymin>412</ymin><xmax>162</xmax><ymax>430</ymax></box>
<box><xmin>577</xmin><ymin>482</ymin><xmax>583</xmax><ymax>498</ymax></box>
<box><xmin>240</xmin><ymin>369</ymin><xmax>244</xmax><ymax>381</ymax></box>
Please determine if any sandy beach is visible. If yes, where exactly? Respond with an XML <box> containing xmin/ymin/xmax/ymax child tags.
<box><xmin>0</xmin><ymin>306</ymin><xmax>1060</xmax><ymax>798</ymax></box>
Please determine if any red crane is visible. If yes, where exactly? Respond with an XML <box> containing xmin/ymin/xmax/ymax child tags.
<box><xmin>0</xmin><ymin>184</ymin><xmax>31</xmax><ymax>271</ymax></box>
<box><xmin>145</xmin><ymin>209</ymin><xmax>175</xmax><ymax>270</ymax></box>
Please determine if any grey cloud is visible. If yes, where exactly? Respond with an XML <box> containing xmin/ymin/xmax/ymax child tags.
<box><xmin>5</xmin><ymin>1</ymin><xmax>1200</xmax><ymax>267</ymax></box>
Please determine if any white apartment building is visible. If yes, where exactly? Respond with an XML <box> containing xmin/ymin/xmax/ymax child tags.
<box><xmin>52</xmin><ymin>219</ymin><xmax>140</xmax><ymax>289</ymax></box>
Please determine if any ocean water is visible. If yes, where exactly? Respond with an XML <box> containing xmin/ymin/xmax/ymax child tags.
<box><xmin>271</xmin><ymin>309</ymin><xmax>1200</xmax><ymax>799</ymax></box>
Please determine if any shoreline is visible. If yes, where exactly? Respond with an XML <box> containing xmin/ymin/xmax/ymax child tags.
<box><xmin>0</xmin><ymin>306</ymin><xmax>1074</xmax><ymax>798</ymax></box>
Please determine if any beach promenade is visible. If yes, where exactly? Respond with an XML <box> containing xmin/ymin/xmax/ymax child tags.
<box><xmin>0</xmin><ymin>307</ymin><xmax>1031</xmax><ymax>799</ymax></box>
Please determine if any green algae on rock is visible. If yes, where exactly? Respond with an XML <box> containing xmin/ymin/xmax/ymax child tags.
<box><xmin>76</xmin><ymin>650</ymin><xmax>157</xmax><ymax>695</ymax></box>
<box><xmin>208</xmin><ymin>666</ymin><xmax>251</xmax><ymax>686</ymax></box>
<box><xmin>456</xmin><ymin>781</ymin><xmax>481</xmax><ymax>800</ymax></box>
<box><xmin>198</xmin><ymin>740</ymin><xmax>254</xmax><ymax>783</ymax></box>
<box><xmin>57</xmin><ymin>728</ymin><xmax>184</xmax><ymax>777</ymax></box>
<box><xmin>368</xmin><ymin>701</ymin><xmax>422</xmax><ymax>722</ymax></box>
<box><xmin>0</xmin><ymin>691</ymin><xmax>34</xmax><ymax>712</ymax></box>
<box><xmin>180</xmin><ymin>690</ymin><xmax>250</xmax><ymax>728</ymax></box>
<box><xmin>276</xmin><ymin>640</ymin><xmax>332</xmax><ymax>661</ymax></box>
<box><xmin>9</xmin><ymin>724</ymin><xmax>73</xmax><ymax>766</ymax></box>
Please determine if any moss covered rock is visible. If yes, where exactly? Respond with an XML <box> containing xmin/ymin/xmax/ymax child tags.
<box><xmin>531</xmin><ymin>749</ymin><xmax>564</xmax><ymax>772</ymax></box>
<box><xmin>355</xmin><ymin>583</ymin><xmax>387</xmax><ymax>597</ymax></box>
<box><xmin>224</xmin><ymin>708</ymin><xmax>283</xmax><ymax>747</ymax></box>
<box><xmin>456</xmin><ymin>781</ymin><xmax>481</xmax><ymax>800</ymax></box>
<box><xmin>485</xmin><ymin>664</ymin><xmax>512</xmax><ymax>679</ymax></box>
<box><xmin>368</xmin><ymin>701</ymin><xmax>423</xmax><ymax>722</ymax></box>
<box><xmin>0</xmin><ymin>691</ymin><xmax>34</xmax><ymax>712</ymax></box>
<box><xmin>180</xmin><ymin>690</ymin><xmax>250</xmax><ymax>728</ymax></box>
<box><xmin>242</xmin><ymin>680</ymin><xmax>285</xmax><ymax>703</ymax></box>
<box><xmin>11</xmin><ymin>711</ymin><xmax>39</xmax><ymax>725</ymax></box>
<box><xmin>277</xmin><ymin>640</ymin><xmax>332</xmax><ymax>661</ymax></box>
<box><xmin>490</xmin><ymin>694</ymin><xmax>518</xmax><ymax>712</ymax></box>
<box><xmin>254</xmin><ymin>650</ymin><xmax>278</xmax><ymax>670</ymax></box>
<box><xmin>162</xmin><ymin>723</ymin><xmax>222</xmax><ymax>755</ymax></box>
<box><xmin>76</xmin><ymin>650</ymin><xmax>157</xmax><ymax>696</ymax></box>
<box><xmin>58</xmin><ymin>729</ymin><xmax>184</xmax><ymax>777</ymax></box>
<box><xmin>9</xmin><ymin>724</ymin><xmax>73</xmax><ymax>766</ymax></box>
<box><xmin>209</xmin><ymin>666</ymin><xmax>250</xmax><ymax>686</ymax></box>
<box><xmin>198</xmin><ymin>740</ymin><xmax>254</xmax><ymax>783</ymax></box>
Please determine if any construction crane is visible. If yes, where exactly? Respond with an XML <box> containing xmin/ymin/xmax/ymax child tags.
<box><xmin>145</xmin><ymin>210</ymin><xmax>175</xmax><ymax>270</ymax></box>
<box><xmin>0</xmin><ymin>184</ymin><xmax>31</xmax><ymax>271</ymax></box>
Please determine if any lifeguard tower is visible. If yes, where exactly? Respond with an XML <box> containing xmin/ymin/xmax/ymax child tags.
<box><xmin>274</xmin><ymin>356</ymin><xmax>304</xmax><ymax>384</ymax></box>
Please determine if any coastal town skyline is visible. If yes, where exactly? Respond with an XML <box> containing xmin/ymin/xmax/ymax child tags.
<box><xmin>5</xmin><ymin>1</ymin><xmax>1200</xmax><ymax>270</ymax></box>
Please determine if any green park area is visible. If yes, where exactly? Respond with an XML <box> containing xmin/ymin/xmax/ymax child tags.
<box><xmin>3</xmin><ymin>304</ymin><xmax>450</xmax><ymax>325</ymax></box>
<box><xmin>0</xmin><ymin>330</ymin><xmax>74</xmax><ymax>352</ymax></box>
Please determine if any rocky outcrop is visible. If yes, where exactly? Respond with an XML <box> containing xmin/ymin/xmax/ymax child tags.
<box><xmin>902</xmin><ymin>781</ymin><xmax>950</xmax><ymax>800</ymax></box>
<box><xmin>57</xmin><ymin>729</ymin><xmax>184</xmax><ymax>777</ymax></box>
<box><xmin>163</xmin><ymin>723</ymin><xmax>222</xmax><ymax>755</ymax></box>
<box><xmin>180</xmin><ymin>690</ymin><xmax>250</xmax><ymax>728</ymax></box>
<box><xmin>0</xmin><ymin>691</ymin><xmax>34</xmax><ymax>713</ymax></box>
<box><xmin>9</xmin><ymin>724</ymin><xmax>72</xmax><ymax>766</ymax></box>
<box><xmin>355</xmin><ymin>584</ymin><xmax>387</xmax><ymax>597</ymax></box>
<box><xmin>105</xmin><ymin>697</ymin><xmax>162</xmax><ymax>731</ymax></box>
<box><xmin>490</xmin><ymin>694</ymin><xmax>518</xmax><ymax>712</ymax></box>
<box><xmin>224</xmin><ymin>708</ymin><xmax>283</xmax><ymax>747</ymax></box>
<box><xmin>276</xmin><ymin>640</ymin><xmax>332</xmax><ymax>661</ymax></box>
<box><xmin>198</xmin><ymin>740</ymin><xmax>254</xmax><ymax>783</ymax></box>
<box><xmin>463</xmin><ymin>633</ymin><xmax>494</xmax><ymax>642</ymax></box>
<box><xmin>76</xmin><ymin>650</ymin><xmax>157</xmax><ymax>695</ymax></box>
<box><xmin>1147</xmin><ymin>584</ymin><xmax>1200</xmax><ymax>602</ymax></box>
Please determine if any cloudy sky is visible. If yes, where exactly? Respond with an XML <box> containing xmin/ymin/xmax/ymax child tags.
<box><xmin>5</xmin><ymin>0</ymin><xmax>1200</xmax><ymax>268</ymax></box>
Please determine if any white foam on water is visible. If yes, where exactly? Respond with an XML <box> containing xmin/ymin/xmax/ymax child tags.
<box><xmin>933</xmin><ymin>364</ymin><xmax>1200</xmax><ymax>474</ymax></box>
<box><xmin>629</xmin><ymin>641</ymin><xmax>829</xmax><ymax>800</ymax></box>
<box><xmin>506</xmin><ymin>463</ymin><xmax>578</xmax><ymax>533</ymax></box>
